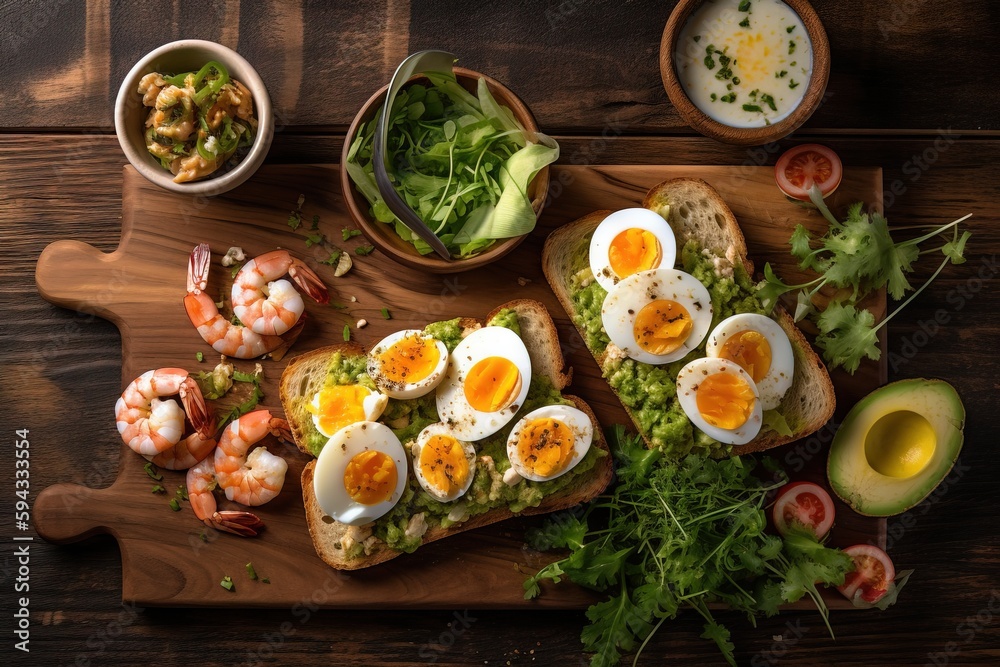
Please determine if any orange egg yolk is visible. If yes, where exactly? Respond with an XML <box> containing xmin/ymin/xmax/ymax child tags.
<box><xmin>633</xmin><ymin>299</ymin><xmax>693</xmax><ymax>355</ymax></box>
<box><xmin>719</xmin><ymin>330</ymin><xmax>772</xmax><ymax>384</ymax></box>
<box><xmin>515</xmin><ymin>418</ymin><xmax>574</xmax><ymax>479</ymax></box>
<box><xmin>419</xmin><ymin>434</ymin><xmax>470</xmax><ymax>495</ymax></box>
<box><xmin>309</xmin><ymin>385</ymin><xmax>369</xmax><ymax>435</ymax></box>
<box><xmin>464</xmin><ymin>357</ymin><xmax>521</xmax><ymax>412</ymax></box>
<box><xmin>696</xmin><ymin>373</ymin><xmax>756</xmax><ymax>429</ymax></box>
<box><xmin>609</xmin><ymin>228</ymin><xmax>662</xmax><ymax>279</ymax></box>
<box><xmin>343</xmin><ymin>450</ymin><xmax>397</xmax><ymax>505</ymax></box>
<box><xmin>377</xmin><ymin>334</ymin><xmax>440</xmax><ymax>384</ymax></box>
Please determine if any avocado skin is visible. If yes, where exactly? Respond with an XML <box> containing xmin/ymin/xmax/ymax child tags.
<box><xmin>827</xmin><ymin>378</ymin><xmax>965</xmax><ymax>517</ymax></box>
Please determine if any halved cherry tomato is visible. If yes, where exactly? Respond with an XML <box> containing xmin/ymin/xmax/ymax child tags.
<box><xmin>772</xmin><ymin>481</ymin><xmax>835</xmax><ymax>538</ymax></box>
<box><xmin>838</xmin><ymin>544</ymin><xmax>896</xmax><ymax>604</ymax></box>
<box><xmin>775</xmin><ymin>144</ymin><xmax>843</xmax><ymax>201</ymax></box>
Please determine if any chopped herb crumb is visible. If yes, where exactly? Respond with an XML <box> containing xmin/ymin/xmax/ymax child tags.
<box><xmin>330</xmin><ymin>302</ymin><xmax>347</xmax><ymax>309</ymax></box>
<box><xmin>221</xmin><ymin>576</ymin><xmax>235</xmax><ymax>591</ymax></box>
<box><xmin>195</xmin><ymin>351</ymin><xmax>204</xmax><ymax>362</ymax></box>
<box><xmin>168</xmin><ymin>498</ymin><xmax>181</xmax><ymax>511</ymax></box>
<box><xmin>791</xmin><ymin>61</ymin><xmax>797</xmax><ymax>66</ymax></box>
<box><xmin>144</xmin><ymin>462</ymin><xmax>163</xmax><ymax>481</ymax></box>
<box><xmin>789</xmin><ymin>80</ymin><xmax>800</xmax><ymax>89</ymax></box>
<box><xmin>246</xmin><ymin>562</ymin><xmax>258</xmax><ymax>581</ymax></box>
<box><xmin>738</xmin><ymin>0</ymin><xmax>751</xmax><ymax>10</ymax></box>
<box><xmin>710</xmin><ymin>93</ymin><xmax>718</xmax><ymax>102</ymax></box>
<box><xmin>176</xmin><ymin>484</ymin><xmax>189</xmax><ymax>501</ymax></box>
<box><xmin>355</xmin><ymin>245</ymin><xmax>375</xmax><ymax>256</ymax></box>
<box><xmin>287</xmin><ymin>212</ymin><xmax>302</xmax><ymax>230</ymax></box>
<box><xmin>789</xmin><ymin>40</ymin><xmax>797</xmax><ymax>55</ymax></box>
<box><xmin>776</xmin><ymin>70</ymin><xmax>788</xmax><ymax>78</ymax></box>
<box><xmin>380</xmin><ymin>307</ymin><xmax>392</xmax><ymax>320</ymax></box>
<box><xmin>151</xmin><ymin>484</ymin><xmax>165</xmax><ymax>494</ymax></box>
<box><xmin>261</xmin><ymin>578</ymin><xmax>271</xmax><ymax>584</ymax></box>
<box><xmin>311</xmin><ymin>214</ymin><xmax>320</xmax><ymax>230</ymax></box>
<box><xmin>742</xmin><ymin>104</ymin><xmax>764</xmax><ymax>113</ymax></box>
<box><xmin>720</xmin><ymin>92</ymin><xmax>737</xmax><ymax>103</ymax></box>
<box><xmin>199</xmin><ymin>531</ymin><xmax>208</xmax><ymax>542</ymax></box>
<box><xmin>305</xmin><ymin>233</ymin><xmax>324</xmax><ymax>248</ymax></box>
<box><xmin>693</xmin><ymin>35</ymin><xmax>701</xmax><ymax>42</ymax></box>
<box><xmin>230</xmin><ymin>262</ymin><xmax>244</xmax><ymax>279</ymax></box>
<box><xmin>342</xmin><ymin>228</ymin><xmax>362</xmax><ymax>241</ymax></box>
<box><xmin>787</xmin><ymin>25</ymin><xmax>796</xmax><ymax>33</ymax></box>
<box><xmin>761</xmin><ymin>93</ymin><xmax>777</xmax><ymax>111</ymax></box>
<box><xmin>739</xmin><ymin>17</ymin><xmax>750</xmax><ymax>28</ymax></box>
<box><xmin>732</xmin><ymin>76</ymin><xmax>741</xmax><ymax>86</ymax></box>
<box><xmin>321</xmin><ymin>251</ymin><xmax>342</xmax><ymax>266</ymax></box>
<box><xmin>343</xmin><ymin>324</ymin><xmax>351</xmax><ymax>341</ymax></box>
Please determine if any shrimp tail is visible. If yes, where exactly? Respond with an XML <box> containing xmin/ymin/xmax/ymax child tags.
<box><xmin>288</xmin><ymin>260</ymin><xmax>330</xmax><ymax>304</ymax></box>
<box><xmin>205</xmin><ymin>511</ymin><xmax>266</xmax><ymax>537</ymax></box>
<box><xmin>179</xmin><ymin>376</ymin><xmax>215</xmax><ymax>440</ymax></box>
<box><xmin>188</xmin><ymin>243</ymin><xmax>211</xmax><ymax>294</ymax></box>
<box><xmin>268</xmin><ymin>416</ymin><xmax>293</xmax><ymax>444</ymax></box>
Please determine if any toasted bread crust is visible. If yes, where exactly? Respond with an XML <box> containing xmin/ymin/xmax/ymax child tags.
<box><xmin>281</xmin><ymin>300</ymin><xmax>613</xmax><ymax>570</ymax></box>
<box><xmin>542</xmin><ymin>178</ymin><xmax>835</xmax><ymax>454</ymax></box>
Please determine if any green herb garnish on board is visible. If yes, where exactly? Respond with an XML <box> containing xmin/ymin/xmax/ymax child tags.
<box><xmin>246</xmin><ymin>562</ymin><xmax>258</xmax><ymax>581</ymax></box>
<box><xmin>220</xmin><ymin>576</ymin><xmax>235</xmax><ymax>591</ymax></box>
<box><xmin>524</xmin><ymin>427</ymin><xmax>856</xmax><ymax>667</ymax></box>
<box><xmin>144</xmin><ymin>462</ymin><xmax>162</xmax><ymax>481</ymax></box>
<box><xmin>345</xmin><ymin>70</ymin><xmax>559</xmax><ymax>258</ymax></box>
<box><xmin>342</xmin><ymin>228</ymin><xmax>362</xmax><ymax>241</ymax></box>
<box><xmin>355</xmin><ymin>245</ymin><xmax>375</xmax><ymax>256</ymax></box>
<box><xmin>380</xmin><ymin>307</ymin><xmax>392</xmax><ymax>320</ymax></box>
<box><xmin>759</xmin><ymin>194</ymin><xmax>971</xmax><ymax>373</ymax></box>
<box><xmin>168</xmin><ymin>498</ymin><xmax>181</xmax><ymax>512</ymax></box>
<box><xmin>343</xmin><ymin>324</ymin><xmax>351</xmax><ymax>342</ymax></box>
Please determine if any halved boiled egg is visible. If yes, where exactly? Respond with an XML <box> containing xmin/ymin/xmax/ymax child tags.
<box><xmin>436</xmin><ymin>326</ymin><xmax>532</xmax><ymax>441</ymax></box>
<box><xmin>706</xmin><ymin>313</ymin><xmax>794</xmax><ymax>410</ymax></box>
<box><xmin>308</xmin><ymin>384</ymin><xmax>388</xmax><ymax>438</ymax></box>
<box><xmin>313</xmin><ymin>421</ymin><xmax>407</xmax><ymax>526</ymax></box>
<box><xmin>601</xmin><ymin>268</ymin><xmax>713</xmax><ymax>364</ymax></box>
<box><xmin>411</xmin><ymin>423</ymin><xmax>477</xmax><ymax>502</ymax></box>
<box><xmin>367</xmin><ymin>329</ymin><xmax>449</xmax><ymax>399</ymax></box>
<box><xmin>505</xmin><ymin>404</ymin><xmax>593</xmax><ymax>484</ymax></box>
<box><xmin>589</xmin><ymin>208</ymin><xmax>678</xmax><ymax>291</ymax></box>
<box><xmin>676</xmin><ymin>357</ymin><xmax>762</xmax><ymax>445</ymax></box>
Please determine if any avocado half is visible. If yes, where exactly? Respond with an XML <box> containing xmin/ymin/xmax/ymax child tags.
<box><xmin>827</xmin><ymin>378</ymin><xmax>965</xmax><ymax>517</ymax></box>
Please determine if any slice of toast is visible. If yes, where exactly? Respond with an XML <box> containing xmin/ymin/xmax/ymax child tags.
<box><xmin>542</xmin><ymin>178</ymin><xmax>835</xmax><ymax>455</ymax></box>
<box><xmin>280</xmin><ymin>299</ymin><xmax>613</xmax><ymax>570</ymax></box>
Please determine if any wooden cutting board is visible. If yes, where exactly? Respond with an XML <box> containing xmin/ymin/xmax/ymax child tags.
<box><xmin>33</xmin><ymin>163</ymin><xmax>885</xmax><ymax>609</ymax></box>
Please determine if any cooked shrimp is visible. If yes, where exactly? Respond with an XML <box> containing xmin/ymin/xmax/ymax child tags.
<box><xmin>173</xmin><ymin>153</ymin><xmax>218</xmax><ymax>183</ymax></box>
<box><xmin>153</xmin><ymin>85</ymin><xmax>195</xmax><ymax>141</ymax></box>
<box><xmin>214</xmin><ymin>409</ymin><xmax>290</xmax><ymax>507</ymax></box>
<box><xmin>115</xmin><ymin>368</ymin><xmax>213</xmax><ymax>456</ymax></box>
<box><xmin>147</xmin><ymin>431</ymin><xmax>216</xmax><ymax>471</ymax></box>
<box><xmin>231</xmin><ymin>250</ymin><xmax>329</xmax><ymax>336</ymax></box>
<box><xmin>137</xmin><ymin>72</ymin><xmax>166</xmax><ymax>107</ymax></box>
<box><xmin>184</xmin><ymin>243</ymin><xmax>306</xmax><ymax>359</ymax></box>
<box><xmin>187</xmin><ymin>454</ymin><xmax>266</xmax><ymax>537</ymax></box>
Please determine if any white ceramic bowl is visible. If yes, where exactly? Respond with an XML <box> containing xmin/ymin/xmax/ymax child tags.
<box><xmin>115</xmin><ymin>39</ymin><xmax>274</xmax><ymax>196</ymax></box>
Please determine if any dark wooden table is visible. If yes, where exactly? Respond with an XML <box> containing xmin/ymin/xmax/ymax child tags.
<box><xmin>2</xmin><ymin>1</ymin><xmax>999</xmax><ymax>665</ymax></box>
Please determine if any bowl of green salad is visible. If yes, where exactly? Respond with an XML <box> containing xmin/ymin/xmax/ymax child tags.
<box><xmin>341</xmin><ymin>67</ymin><xmax>558</xmax><ymax>273</ymax></box>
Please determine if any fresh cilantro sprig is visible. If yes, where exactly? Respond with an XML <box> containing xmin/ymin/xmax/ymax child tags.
<box><xmin>523</xmin><ymin>426</ymin><xmax>856</xmax><ymax>667</ymax></box>
<box><xmin>759</xmin><ymin>184</ymin><xmax>971</xmax><ymax>373</ymax></box>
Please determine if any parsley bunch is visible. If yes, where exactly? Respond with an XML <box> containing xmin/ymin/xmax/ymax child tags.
<box><xmin>523</xmin><ymin>427</ymin><xmax>853</xmax><ymax>667</ymax></box>
<box><xmin>759</xmin><ymin>185</ymin><xmax>971</xmax><ymax>373</ymax></box>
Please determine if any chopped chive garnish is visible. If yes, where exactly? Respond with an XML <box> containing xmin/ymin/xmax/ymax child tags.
<box><xmin>195</xmin><ymin>351</ymin><xmax>204</xmax><ymax>362</ymax></box>
<box><xmin>144</xmin><ymin>462</ymin><xmax>163</xmax><ymax>481</ymax></box>
<box><xmin>710</xmin><ymin>93</ymin><xmax>718</xmax><ymax>102</ymax></box>
<box><xmin>380</xmin><ymin>307</ymin><xmax>391</xmax><ymax>320</ymax></box>
<box><xmin>311</xmin><ymin>214</ymin><xmax>320</xmax><ymax>230</ymax></box>
<box><xmin>742</xmin><ymin>104</ymin><xmax>763</xmax><ymax>113</ymax></box>
<box><xmin>176</xmin><ymin>485</ymin><xmax>188</xmax><ymax>501</ymax></box>
<box><xmin>200</xmin><ymin>531</ymin><xmax>208</xmax><ymax>542</ymax></box>
<box><xmin>151</xmin><ymin>485</ymin><xmax>165</xmax><ymax>494</ymax></box>
<box><xmin>787</xmin><ymin>25</ymin><xmax>795</xmax><ymax>33</ymax></box>
<box><xmin>720</xmin><ymin>92</ymin><xmax>737</xmax><ymax>103</ymax></box>
<box><xmin>789</xmin><ymin>80</ymin><xmax>800</xmax><ymax>89</ymax></box>
<box><xmin>789</xmin><ymin>40</ymin><xmax>796</xmax><ymax>55</ymax></box>
<box><xmin>246</xmin><ymin>562</ymin><xmax>258</xmax><ymax>580</ymax></box>
<box><xmin>261</xmin><ymin>577</ymin><xmax>271</xmax><ymax>584</ymax></box>
<box><xmin>760</xmin><ymin>93</ymin><xmax>777</xmax><ymax>111</ymax></box>
<box><xmin>168</xmin><ymin>498</ymin><xmax>181</xmax><ymax>511</ymax></box>
<box><xmin>739</xmin><ymin>17</ymin><xmax>750</xmax><ymax>28</ymax></box>
<box><xmin>343</xmin><ymin>324</ymin><xmax>351</xmax><ymax>341</ymax></box>
<box><xmin>776</xmin><ymin>70</ymin><xmax>788</xmax><ymax>78</ymax></box>
<box><xmin>693</xmin><ymin>35</ymin><xmax>701</xmax><ymax>42</ymax></box>
<box><xmin>738</xmin><ymin>0</ymin><xmax>751</xmax><ymax>10</ymax></box>
<box><xmin>221</xmin><ymin>576</ymin><xmax>234</xmax><ymax>591</ymax></box>
<box><xmin>288</xmin><ymin>212</ymin><xmax>301</xmax><ymax>230</ymax></box>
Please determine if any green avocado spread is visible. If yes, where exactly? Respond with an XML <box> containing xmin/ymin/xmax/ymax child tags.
<box><xmin>291</xmin><ymin>310</ymin><xmax>606</xmax><ymax>557</ymax></box>
<box><xmin>568</xmin><ymin>235</ymin><xmax>788</xmax><ymax>459</ymax></box>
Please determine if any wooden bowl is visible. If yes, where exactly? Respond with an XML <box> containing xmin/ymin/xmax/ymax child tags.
<box><xmin>115</xmin><ymin>39</ymin><xmax>273</xmax><ymax>196</ymax></box>
<box><xmin>340</xmin><ymin>67</ymin><xmax>550</xmax><ymax>274</ymax></box>
<box><xmin>660</xmin><ymin>0</ymin><xmax>831</xmax><ymax>146</ymax></box>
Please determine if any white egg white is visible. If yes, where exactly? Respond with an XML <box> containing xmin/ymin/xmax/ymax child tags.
<box><xmin>676</xmin><ymin>357</ymin><xmax>763</xmax><ymax>446</ymax></box>
<box><xmin>505</xmin><ymin>404</ymin><xmax>593</xmax><ymax>483</ymax></box>
<box><xmin>410</xmin><ymin>423</ymin><xmax>477</xmax><ymax>502</ymax></box>
<box><xmin>705</xmin><ymin>313</ymin><xmax>794</xmax><ymax>410</ymax></box>
<box><xmin>588</xmin><ymin>208</ymin><xmax>678</xmax><ymax>292</ymax></box>
<box><xmin>601</xmin><ymin>268</ymin><xmax>713</xmax><ymax>364</ymax></box>
<box><xmin>312</xmin><ymin>421</ymin><xmax>408</xmax><ymax>526</ymax></box>
<box><xmin>436</xmin><ymin>326</ymin><xmax>532</xmax><ymax>441</ymax></box>
<box><xmin>367</xmin><ymin>329</ymin><xmax>449</xmax><ymax>399</ymax></box>
<box><xmin>310</xmin><ymin>385</ymin><xmax>388</xmax><ymax>438</ymax></box>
